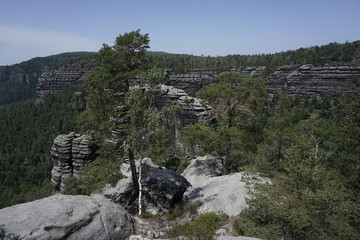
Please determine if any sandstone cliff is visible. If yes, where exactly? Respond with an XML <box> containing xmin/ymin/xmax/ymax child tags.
<box><xmin>266</xmin><ymin>64</ymin><xmax>360</xmax><ymax>99</ymax></box>
<box><xmin>35</xmin><ymin>59</ymin><xmax>96</xmax><ymax>103</ymax></box>
<box><xmin>163</xmin><ymin>68</ymin><xmax>216</xmax><ymax>94</ymax></box>
<box><xmin>36</xmin><ymin>70</ymin><xmax>88</xmax><ymax>103</ymax></box>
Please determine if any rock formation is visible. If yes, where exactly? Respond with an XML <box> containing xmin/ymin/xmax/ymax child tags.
<box><xmin>35</xmin><ymin>59</ymin><xmax>96</xmax><ymax>103</ymax></box>
<box><xmin>266</xmin><ymin>64</ymin><xmax>360</xmax><ymax>99</ymax></box>
<box><xmin>103</xmin><ymin>158</ymin><xmax>190</xmax><ymax>214</ymax></box>
<box><xmin>182</xmin><ymin>155</ymin><xmax>268</xmax><ymax>217</ymax></box>
<box><xmin>36</xmin><ymin>70</ymin><xmax>88</xmax><ymax>103</ymax></box>
<box><xmin>231</xmin><ymin>66</ymin><xmax>266</xmax><ymax>78</ymax></box>
<box><xmin>0</xmin><ymin>194</ymin><xmax>134</xmax><ymax>240</ymax></box>
<box><xmin>159</xmin><ymin>84</ymin><xmax>212</xmax><ymax>126</ymax></box>
<box><xmin>51</xmin><ymin>132</ymin><xmax>96</xmax><ymax>192</ymax></box>
<box><xmin>163</xmin><ymin>69</ymin><xmax>215</xmax><ymax>94</ymax></box>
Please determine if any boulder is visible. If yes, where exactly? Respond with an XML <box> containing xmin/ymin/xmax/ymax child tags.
<box><xmin>0</xmin><ymin>194</ymin><xmax>134</xmax><ymax>240</ymax></box>
<box><xmin>182</xmin><ymin>156</ymin><xmax>266</xmax><ymax>216</ymax></box>
<box><xmin>104</xmin><ymin>158</ymin><xmax>191</xmax><ymax>214</ymax></box>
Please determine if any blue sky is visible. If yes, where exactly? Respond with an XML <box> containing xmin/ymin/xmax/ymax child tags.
<box><xmin>0</xmin><ymin>0</ymin><xmax>359</xmax><ymax>65</ymax></box>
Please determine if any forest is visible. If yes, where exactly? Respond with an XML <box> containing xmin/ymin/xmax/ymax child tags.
<box><xmin>0</xmin><ymin>33</ymin><xmax>359</xmax><ymax>239</ymax></box>
<box><xmin>0</xmin><ymin>87</ymin><xmax>81</xmax><ymax>208</ymax></box>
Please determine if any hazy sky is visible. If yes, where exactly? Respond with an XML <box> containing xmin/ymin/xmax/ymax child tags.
<box><xmin>0</xmin><ymin>0</ymin><xmax>359</xmax><ymax>65</ymax></box>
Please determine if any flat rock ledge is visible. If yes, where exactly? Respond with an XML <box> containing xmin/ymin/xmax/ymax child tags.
<box><xmin>0</xmin><ymin>194</ymin><xmax>134</xmax><ymax>240</ymax></box>
<box><xmin>182</xmin><ymin>155</ymin><xmax>268</xmax><ymax>217</ymax></box>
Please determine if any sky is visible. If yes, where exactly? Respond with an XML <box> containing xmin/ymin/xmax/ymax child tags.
<box><xmin>0</xmin><ymin>0</ymin><xmax>359</xmax><ymax>65</ymax></box>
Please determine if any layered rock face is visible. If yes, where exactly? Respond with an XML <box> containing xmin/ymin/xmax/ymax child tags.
<box><xmin>231</xmin><ymin>66</ymin><xmax>266</xmax><ymax>78</ymax></box>
<box><xmin>36</xmin><ymin>70</ymin><xmax>87</xmax><ymax>103</ymax></box>
<box><xmin>266</xmin><ymin>64</ymin><xmax>360</xmax><ymax>99</ymax></box>
<box><xmin>163</xmin><ymin>69</ymin><xmax>215</xmax><ymax>94</ymax></box>
<box><xmin>51</xmin><ymin>132</ymin><xmax>96</xmax><ymax>192</ymax></box>
<box><xmin>159</xmin><ymin>84</ymin><xmax>212</xmax><ymax>126</ymax></box>
<box><xmin>0</xmin><ymin>194</ymin><xmax>134</xmax><ymax>240</ymax></box>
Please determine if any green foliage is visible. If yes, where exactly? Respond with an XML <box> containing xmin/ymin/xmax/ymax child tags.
<box><xmin>81</xmin><ymin>30</ymin><xmax>150</xmax><ymax>148</ymax></box>
<box><xmin>146</xmin><ymin>101</ymin><xmax>184</xmax><ymax>170</ymax></box>
<box><xmin>233</xmin><ymin>92</ymin><xmax>360</xmax><ymax>240</ymax></box>
<box><xmin>235</xmin><ymin>169</ymin><xmax>359</xmax><ymax>240</ymax></box>
<box><xmin>165</xmin><ymin>212</ymin><xmax>228</xmax><ymax>240</ymax></box>
<box><xmin>146</xmin><ymin>41</ymin><xmax>360</xmax><ymax>74</ymax></box>
<box><xmin>168</xmin><ymin>199</ymin><xmax>203</xmax><ymax>219</ymax></box>
<box><xmin>63</xmin><ymin>157</ymin><xmax>123</xmax><ymax>195</ymax></box>
<box><xmin>184</xmin><ymin>73</ymin><xmax>268</xmax><ymax>173</ymax></box>
<box><xmin>0</xmin><ymin>87</ymin><xmax>81</xmax><ymax>208</ymax></box>
<box><xmin>125</xmin><ymin>69</ymin><xmax>163</xmax><ymax>157</ymax></box>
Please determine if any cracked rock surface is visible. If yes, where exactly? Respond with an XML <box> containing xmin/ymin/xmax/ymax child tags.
<box><xmin>0</xmin><ymin>194</ymin><xmax>134</xmax><ymax>240</ymax></box>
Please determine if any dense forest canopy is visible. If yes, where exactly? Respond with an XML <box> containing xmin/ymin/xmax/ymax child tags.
<box><xmin>0</xmin><ymin>87</ymin><xmax>82</xmax><ymax>208</ymax></box>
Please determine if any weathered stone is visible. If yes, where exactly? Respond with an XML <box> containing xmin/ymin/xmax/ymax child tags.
<box><xmin>159</xmin><ymin>84</ymin><xmax>212</xmax><ymax>126</ymax></box>
<box><xmin>36</xmin><ymin>70</ymin><xmax>87</xmax><ymax>103</ymax></box>
<box><xmin>182</xmin><ymin>156</ymin><xmax>268</xmax><ymax>216</ymax></box>
<box><xmin>266</xmin><ymin>64</ymin><xmax>360</xmax><ymax>100</ymax></box>
<box><xmin>231</xmin><ymin>66</ymin><xmax>266</xmax><ymax>78</ymax></box>
<box><xmin>50</xmin><ymin>132</ymin><xmax>96</xmax><ymax>192</ymax></box>
<box><xmin>181</xmin><ymin>155</ymin><xmax>223</xmax><ymax>182</ymax></box>
<box><xmin>163</xmin><ymin>69</ymin><xmax>215</xmax><ymax>94</ymax></box>
<box><xmin>72</xmin><ymin>91</ymin><xmax>86</xmax><ymax>111</ymax></box>
<box><xmin>35</xmin><ymin>59</ymin><xmax>96</xmax><ymax>103</ymax></box>
<box><xmin>0</xmin><ymin>194</ymin><xmax>134</xmax><ymax>240</ymax></box>
<box><xmin>103</xmin><ymin>158</ymin><xmax>190</xmax><ymax>214</ymax></box>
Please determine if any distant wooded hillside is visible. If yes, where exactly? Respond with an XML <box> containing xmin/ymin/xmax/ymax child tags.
<box><xmin>1</xmin><ymin>41</ymin><xmax>359</xmax><ymax>106</ymax></box>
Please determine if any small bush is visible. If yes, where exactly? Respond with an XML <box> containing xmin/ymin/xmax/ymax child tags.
<box><xmin>165</xmin><ymin>212</ymin><xmax>228</xmax><ymax>240</ymax></box>
<box><xmin>168</xmin><ymin>199</ymin><xmax>203</xmax><ymax>219</ymax></box>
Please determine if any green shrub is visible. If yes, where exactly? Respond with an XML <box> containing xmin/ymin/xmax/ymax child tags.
<box><xmin>63</xmin><ymin>157</ymin><xmax>123</xmax><ymax>195</ymax></box>
<box><xmin>165</xmin><ymin>212</ymin><xmax>228</xmax><ymax>240</ymax></box>
<box><xmin>168</xmin><ymin>199</ymin><xmax>203</xmax><ymax>219</ymax></box>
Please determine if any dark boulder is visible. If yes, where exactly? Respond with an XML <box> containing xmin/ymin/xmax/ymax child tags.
<box><xmin>104</xmin><ymin>159</ymin><xmax>191</xmax><ymax>214</ymax></box>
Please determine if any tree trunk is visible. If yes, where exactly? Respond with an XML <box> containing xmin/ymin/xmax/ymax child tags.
<box><xmin>138</xmin><ymin>156</ymin><xmax>143</xmax><ymax>215</ymax></box>
<box><xmin>126</xmin><ymin>148</ymin><xmax>139</xmax><ymax>208</ymax></box>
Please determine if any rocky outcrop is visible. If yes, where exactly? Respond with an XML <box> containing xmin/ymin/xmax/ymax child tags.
<box><xmin>51</xmin><ymin>132</ymin><xmax>96</xmax><ymax>192</ymax></box>
<box><xmin>163</xmin><ymin>69</ymin><xmax>215</xmax><ymax>94</ymax></box>
<box><xmin>0</xmin><ymin>194</ymin><xmax>134</xmax><ymax>240</ymax></box>
<box><xmin>231</xmin><ymin>66</ymin><xmax>266</xmax><ymax>78</ymax></box>
<box><xmin>266</xmin><ymin>64</ymin><xmax>360</xmax><ymax>99</ymax></box>
<box><xmin>36</xmin><ymin>70</ymin><xmax>88</xmax><ymax>103</ymax></box>
<box><xmin>182</xmin><ymin>155</ymin><xmax>267</xmax><ymax>216</ymax></box>
<box><xmin>160</xmin><ymin>84</ymin><xmax>212</xmax><ymax>126</ymax></box>
<box><xmin>72</xmin><ymin>91</ymin><xmax>86</xmax><ymax>111</ymax></box>
<box><xmin>104</xmin><ymin>158</ymin><xmax>190</xmax><ymax>214</ymax></box>
<box><xmin>35</xmin><ymin>59</ymin><xmax>97</xmax><ymax>103</ymax></box>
